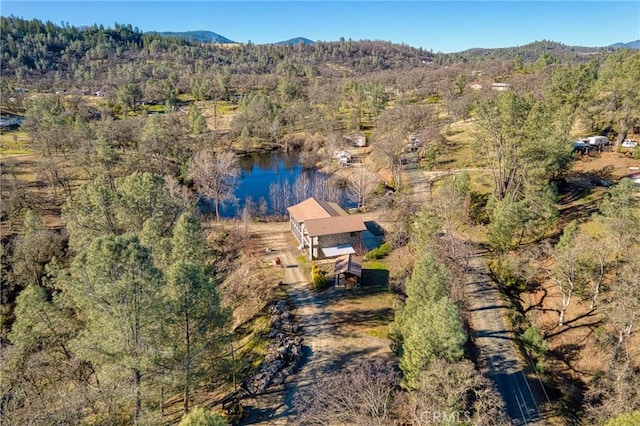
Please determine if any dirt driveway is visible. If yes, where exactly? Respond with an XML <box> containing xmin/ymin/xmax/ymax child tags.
<box><xmin>241</xmin><ymin>222</ymin><xmax>394</xmax><ymax>425</ymax></box>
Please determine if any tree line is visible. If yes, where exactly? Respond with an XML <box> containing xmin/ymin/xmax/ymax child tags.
<box><xmin>3</xmin><ymin>173</ymin><xmax>232</xmax><ymax>424</ymax></box>
<box><xmin>1</xmin><ymin>15</ymin><xmax>639</xmax><ymax>425</ymax></box>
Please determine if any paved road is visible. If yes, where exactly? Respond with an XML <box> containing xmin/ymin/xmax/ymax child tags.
<box><xmin>405</xmin><ymin>167</ymin><xmax>551</xmax><ymax>425</ymax></box>
<box><xmin>465</xmin><ymin>250</ymin><xmax>549</xmax><ymax>425</ymax></box>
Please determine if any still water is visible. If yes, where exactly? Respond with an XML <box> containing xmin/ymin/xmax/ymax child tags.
<box><xmin>217</xmin><ymin>151</ymin><xmax>348</xmax><ymax>218</ymax></box>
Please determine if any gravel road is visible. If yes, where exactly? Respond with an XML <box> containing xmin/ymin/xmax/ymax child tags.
<box><xmin>242</xmin><ymin>164</ymin><xmax>551</xmax><ymax>425</ymax></box>
<box><xmin>241</xmin><ymin>227</ymin><xmax>393</xmax><ymax>425</ymax></box>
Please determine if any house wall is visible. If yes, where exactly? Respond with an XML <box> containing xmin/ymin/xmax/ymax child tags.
<box><xmin>290</xmin><ymin>215</ymin><xmax>310</xmax><ymax>249</ymax></box>
<box><xmin>289</xmin><ymin>213</ymin><xmax>364</xmax><ymax>259</ymax></box>
<box><xmin>290</xmin><ymin>215</ymin><xmax>302</xmax><ymax>245</ymax></box>
<box><xmin>311</xmin><ymin>231</ymin><xmax>363</xmax><ymax>259</ymax></box>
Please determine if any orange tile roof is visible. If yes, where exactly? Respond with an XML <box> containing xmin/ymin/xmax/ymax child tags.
<box><xmin>304</xmin><ymin>215</ymin><xmax>367</xmax><ymax>237</ymax></box>
<box><xmin>287</xmin><ymin>197</ymin><xmax>366</xmax><ymax>237</ymax></box>
<box><xmin>286</xmin><ymin>197</ymin><xmax>347</xmax><ymax>222</ymax></box>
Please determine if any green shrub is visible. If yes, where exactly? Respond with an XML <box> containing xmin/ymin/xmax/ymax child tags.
<box><xmin>487</xmin><ymin>255</ymin><xmax>526</xmax><ymax>294</ymax></box>
<box><xmin>469</xmin><ymin>191</ymin><xmax>490</xmax><ymax>225</ymax></box>
<box><xmin>365</xmin><ymin>242</ymin><xmax>392</xmax><ymax>259</ymax></box>
<box><xmin>178</xmin><ymin>407</ymin><xmax>227</xmax><ymax>426</ymax></box>
<box><xmin>633</xmin><ymin>148</ymin><xmax>640</xmax><ymax>160</ymax></box>
<box><xmin>594</xmin><ymin>324</ymin><xmax>614</xmax><ymax>350</ymax></box>
<box><xmin>422</xmin><ymin>147</ymin><xmax>438</xmax><ymax>170</ymax></box>
<box><xmin>605</xmin><ymin>410</ymin><xmax>640</xmax><ymax>426</ymax></box>
<box><xmin>522</xmin><ymin>326</ymin><xmax>548</xmax><ymax>373</ymax></box>
<box><xmin>311</xmin><ymin>262</ymin><xmax>329</xmax><ymax>291</ymax></box>
<box><xmin>523</xmin><ymin>326</ymin><xmax>548</xmax><ymax>356</ymax></box>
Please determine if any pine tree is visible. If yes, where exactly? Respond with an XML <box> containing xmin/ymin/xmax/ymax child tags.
<box><xmin>161</xmin><ymin>212</ymin><xmax>229</xmax><ymax>415</ymax></box>
<box><xmin>392</xmin><ymin>253</ymin><xmax>467</xmax><ymax>388</ymax></box>
<box><xmin>65</xmin><ymin>234</ymin><xmax>163</xmax><ymax>422</ymax></box>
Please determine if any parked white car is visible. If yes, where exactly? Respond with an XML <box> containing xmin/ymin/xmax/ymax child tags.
<box><xmin>621</xmin><ymin>139</ymin><xmax>638</xmax><ymax>148</ymax></box>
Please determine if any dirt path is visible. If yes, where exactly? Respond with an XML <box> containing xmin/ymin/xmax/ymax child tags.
<box><xmin>403</xmin><ymin>166</ymin><xmax>488</xmax><ymax>207</ymax></box>
<box><xmin>241</xmin><ymin>224</ymin><xmax>394</xmax><ymax>425</ymax></box>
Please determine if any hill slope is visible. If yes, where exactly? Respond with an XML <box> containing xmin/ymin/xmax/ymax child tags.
<box><xmin>447</xmin><ymin>40</ymin><xmax>613</xmax><ymax>62</ymax></box>
<box><xmin>609</xmin><ymin>40</ymin><xmax>640</xmax><ymax>49</ymax></box>
<box><xmin>274</xmin><ymin>37</ymin><xmax>315</xmax><ymax>46</ymax></box>
<box><xmin>157</xmin><ymin>30</ymin><xmax>235</xmax><ymax>44</ymax></box>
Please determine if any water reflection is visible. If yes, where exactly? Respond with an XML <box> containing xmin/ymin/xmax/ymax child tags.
<box><xmin>213</xmin><ymin>151</ymin><xmax>353</xmax><ymax>218</ymax></box>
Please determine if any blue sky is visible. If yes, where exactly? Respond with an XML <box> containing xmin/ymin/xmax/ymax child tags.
<box><xmin>2</xmin><ymin>1</ymin><xmax>639</xmax><ymax>53</ymax></box>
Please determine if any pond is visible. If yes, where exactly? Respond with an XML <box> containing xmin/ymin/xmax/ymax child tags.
<box><xmin>215</xmin><ymin>151</ymin><xmax>354</xmax><ymax>219</ymax></box>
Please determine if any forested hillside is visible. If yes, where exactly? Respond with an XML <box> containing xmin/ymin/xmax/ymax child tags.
<box><xmin>1</xmin><ymin>16</ymin><xmax>639</xmax><ymax>425</ymax></box>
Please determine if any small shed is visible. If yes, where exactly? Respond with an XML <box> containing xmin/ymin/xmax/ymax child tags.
<box><xmin>334</xmin><ymin>254</ymin><xmax>362</xmax><ymax>288</ymax></box>
<box><xmin>333</xmin><ymin>150</ymin><xmax>352</xmax><ymax>166</ymax></box>
<box><xmin>346</xmin><ymin>132</ymin><xmax>367</xmax><ymax>147</ymax></box>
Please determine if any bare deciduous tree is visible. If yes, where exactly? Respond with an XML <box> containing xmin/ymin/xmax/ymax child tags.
<box><xmin>293</xmin><ymin>360</ymin><xmax>398</xmax><ymax>425</ymax></box>
<box><xmin>580</xmin><ymin>232</ymin><xmax>610</xmax><ymax>310</ymax></box>
<box><xmin>373</xmin><ymin>104</ymin><xmax>435</xmax><ymax>189</ymax></box>
<box><xmin>187</xmin><ymin>150</ymin><xmax>240</xmax><ymax>221</ymax></box>
<box><xmin>395</xmin><ymin>359</ymin><xmax>508</xmax><ymax>426</ymax></box>
<box><xmin>584</xmin><ymin>361</ymin><xmax>640</xmax><ymax>425</ymax></box>
<box><xmin>603</xmin><ymin>254</ymin><xmax>640</xmax><ymax>374</ymax></box>
<box><xmin>346</xmin><ymin>167</ymin><xmax>380</xmax><ymax>210</ymax></box>
<box><xmin>268</xmin><ymin>180</ymin><xmax>292</xmax><ymax>217</ymax></box>
<box><xmin>547</xmin><ymin>221</ymin><xmax>584</xmax><ymax>327</ymax></box>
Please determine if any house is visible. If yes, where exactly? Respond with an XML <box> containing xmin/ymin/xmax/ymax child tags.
<box><xmin>287</xmin><ymin>197</ymin><xmax>367</xmax><ymax>260</ymax></box>
<box><xmin>334</xmin><ymin>254</ymin><xmax>362</xmax><ymax>287</ymax></box>
<box><xmin>345</xmin><ymin>132</ymin><xmax>367</xmax><ymax>147</ymax></box>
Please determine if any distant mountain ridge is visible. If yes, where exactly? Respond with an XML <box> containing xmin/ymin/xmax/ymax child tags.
<box><xmin>155</xmin><ymin>30</ymin><xmax>235</xmax><ymax>44</ymax></box>
<box><xmin>152</xmin><ymin>30</ymin><xmax>638</xmax><ymax>53</ymax></box>
<box><xmin>154</xmin><ymin>31</ymin><xmax>315</xmax><ymax>46</ymax></box>
<box><xmin>273</xmin><ymin>37</ymin><xmax>315</xmax><ymax>46</ymax></box>
<box><xmin>609</xmin><ymin>40</ymin><xmax>640</xmax><ymax>49</ymax></box>
<box><xmin>448</xmin><ymin>39</ymin><xmax>639</xmax><ymax>63</ymax></box>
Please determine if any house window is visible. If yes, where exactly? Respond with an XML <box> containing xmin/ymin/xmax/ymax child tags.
<box><xmin>350</xmin><ymin>232</ymin><xmax>358</xmax><ymax>237</ymax></box>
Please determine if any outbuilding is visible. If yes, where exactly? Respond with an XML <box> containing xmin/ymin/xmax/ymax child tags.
<box><xmin>333</xmin><ymin>254</ymin><xmax>362</xmax><ymax>287</ymax></box>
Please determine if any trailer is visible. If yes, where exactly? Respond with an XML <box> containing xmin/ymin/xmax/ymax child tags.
<box><xmin>586</xmin><ymin>136</ymin><xmax>609</xmax><ymax>148</ymax></box>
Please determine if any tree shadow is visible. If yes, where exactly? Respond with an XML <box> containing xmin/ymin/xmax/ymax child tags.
<box><xmin>364</xmin><ymin>220</ymin><xmax>385</xmax><ymax>237</ymax></box>
<box><xmin>524</xmin><ymin>286</ymin><xmax>549</xmax><ymax>313</ymax></box>
<box><xmin>327</xmin><ymin>307</ymin><xmax>394</xmax><ymax>335</ymax></box>
<box><xmin>545</xmin><ymin>310</ymin><xmax>602</xmax><ymax>339</ymax></box>
<box><xmin>549</xmin><ymin>343</ymin><xmax>596</xmax><ymax>377</ymax></box>
<box><xmin>360</xmin><ymin>268</ymin><xmax>390</xmax><ymax>289</ymax></box>
<box><xmin>555</xmin><ymin>176</ymin><xmax>604</xmax><ymax>222</ymax></box>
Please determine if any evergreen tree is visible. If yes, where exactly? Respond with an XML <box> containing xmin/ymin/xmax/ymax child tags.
<box><xmin>64</xmin><ymin>234</ymin><xmax>163</xmax><ymax>422</ymax></box>
<box><xmin>393</xmin><ymin>253</ymin><xmax>466</xmax><ymax>388</ymax></box>
<box><xmin>161</xmin><ymin>212</ymin><xmax>229</xmax><ymax>415</ymax></box>
<box><xmin>188</xmin><ymin>104</ymin><xmax>208</xmax><ymax>134</ymax></box>
<box><xmin>162</xmin><ymin>262</ymin><xmax>227</xmax><ymax>415</ymax></box>
<box><xmin>62</xmin><ymin>172</ymin><xmax>184</xmax><ymax>252</ymax></box>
